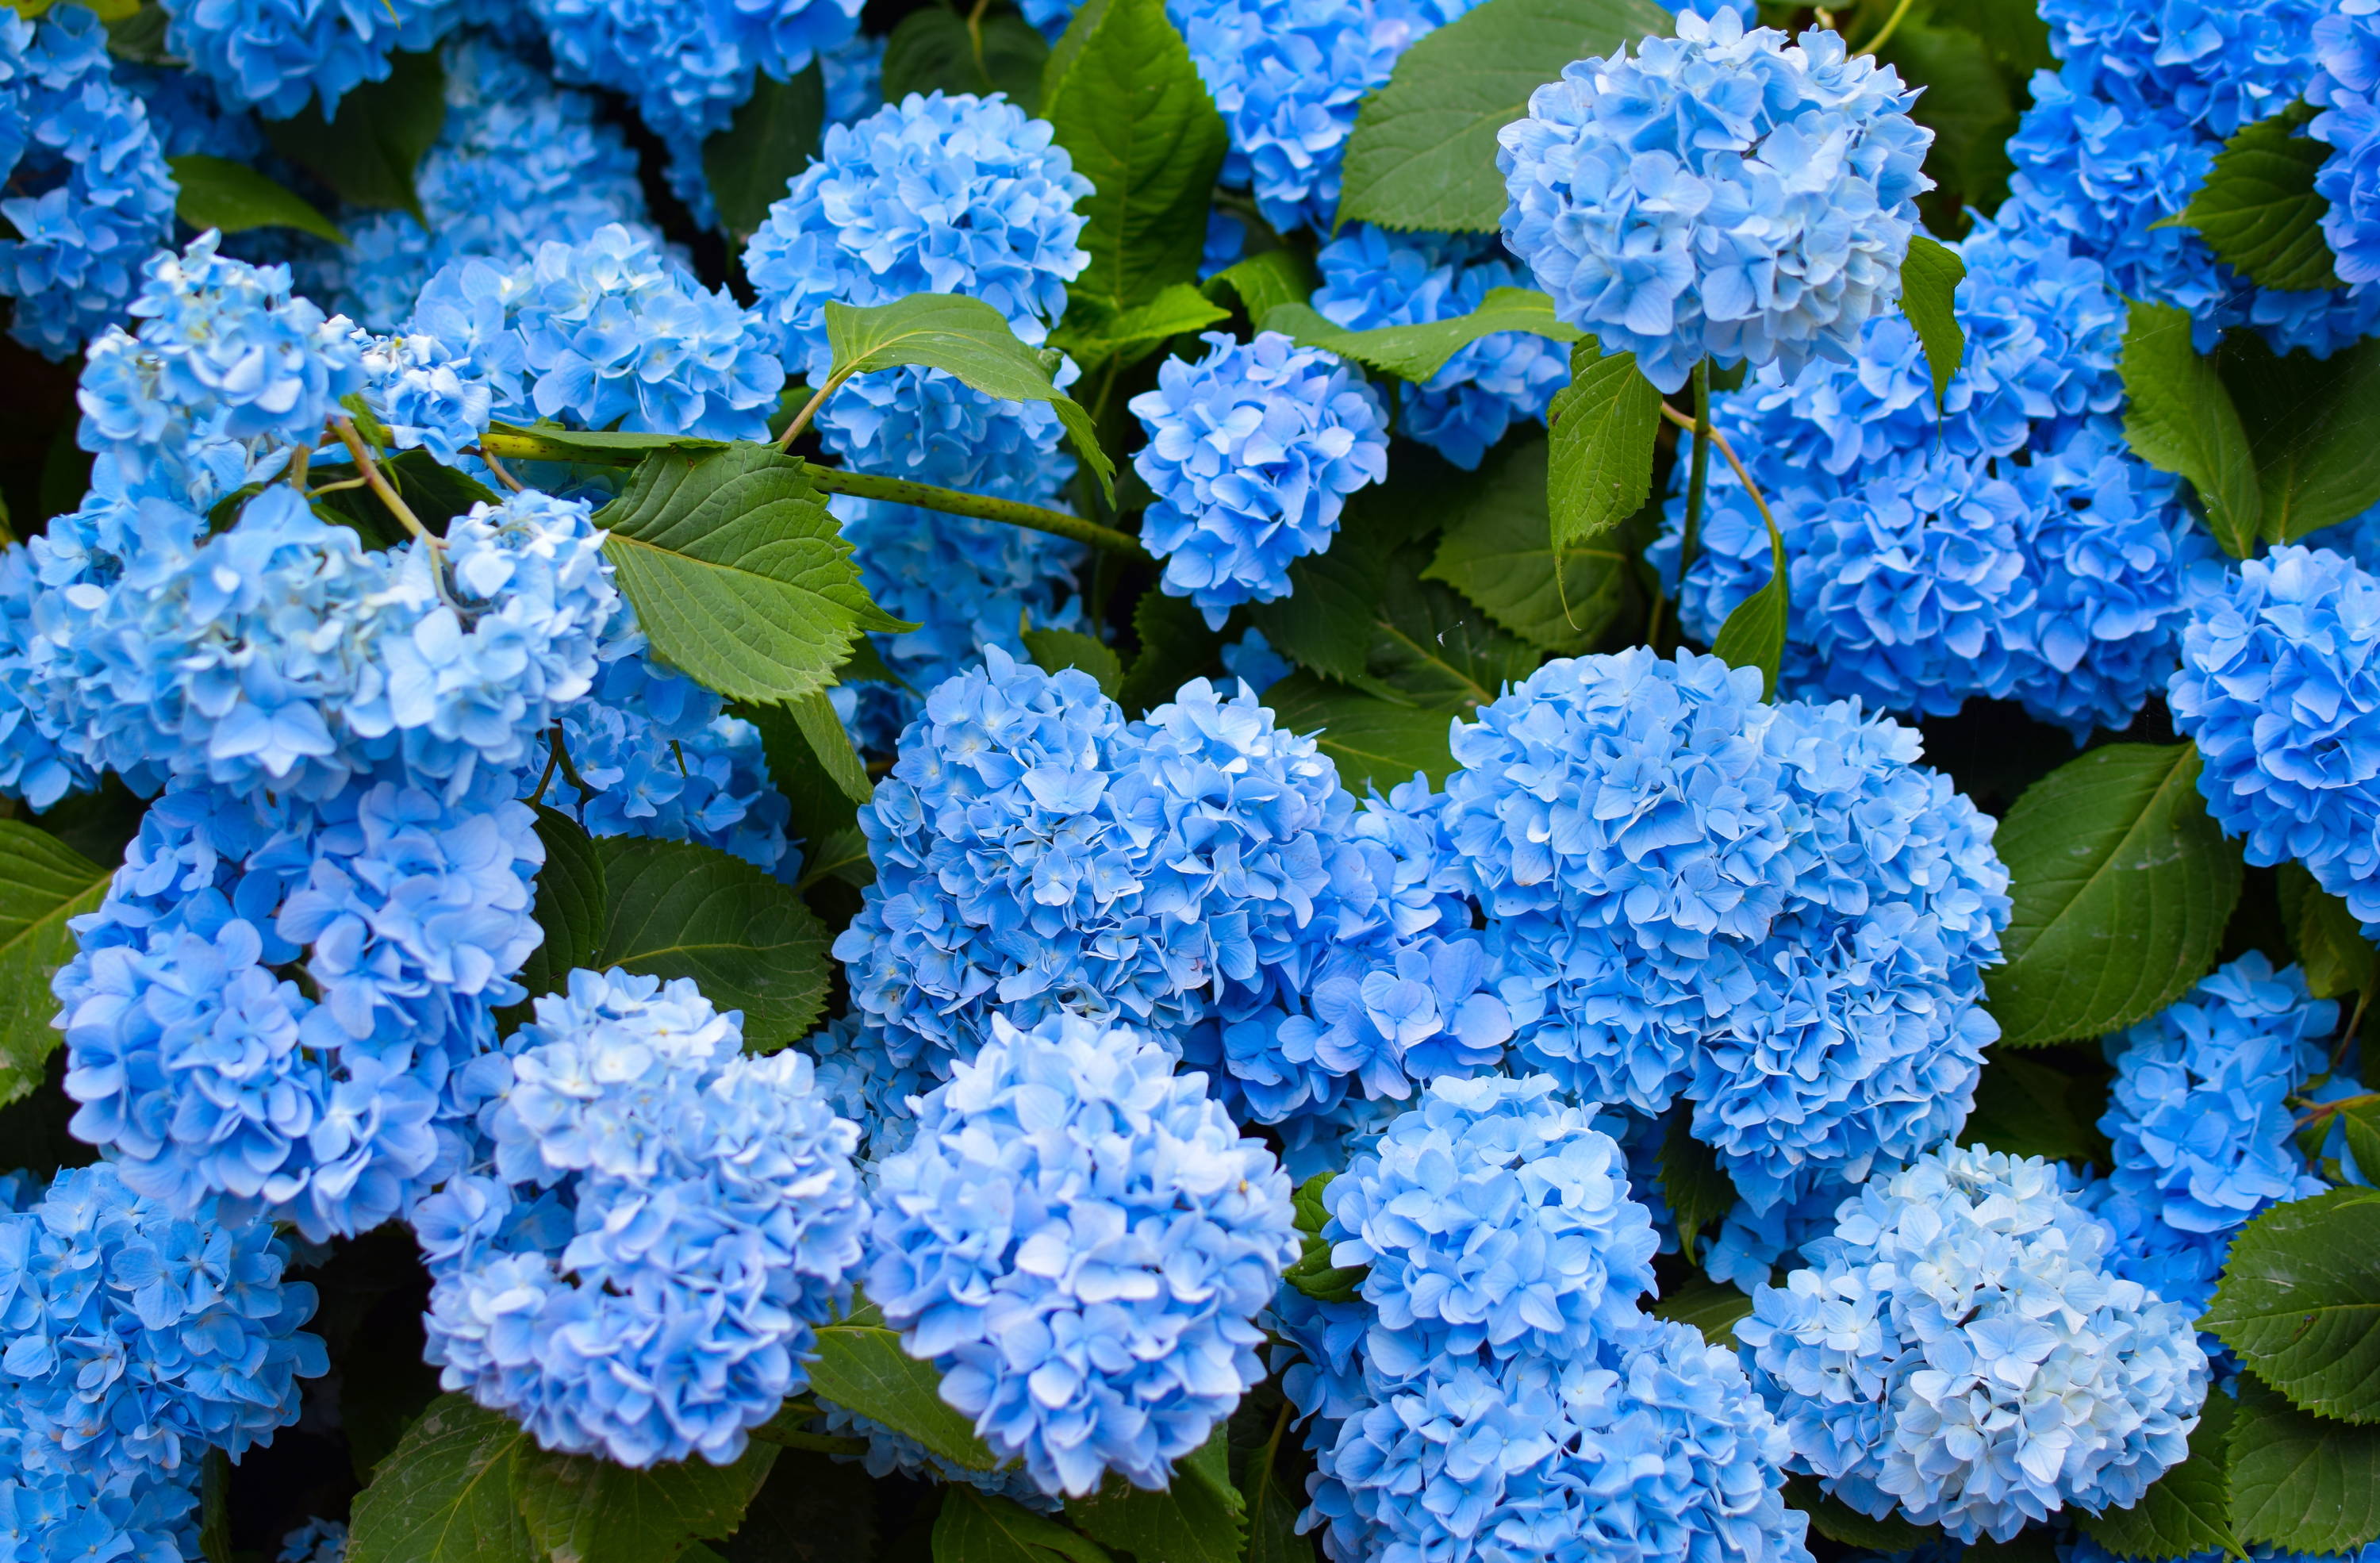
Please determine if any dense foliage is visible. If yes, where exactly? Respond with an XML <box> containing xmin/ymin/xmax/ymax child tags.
<box><xmin>2</xmin><ymin>0</ymin><xmax>2380</xmax><ymax>1560</ymax></box>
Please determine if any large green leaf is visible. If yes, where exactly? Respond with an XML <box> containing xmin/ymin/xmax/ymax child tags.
<box><xmin>512</xmin><ymin>805</ymin><xmax>608</xmax><ymax>1007</ymax></box>
<box><xmin>596</xmin><ymin>443</ymin><xmax>908</xmax><ymax>707</ymax></box>
<box><xmin>1236</xmin><ymin>1403</ymin><xmax>1315</xmax><ymax>1563</ymax></box>
<box><xmin>704</xmin><ymin>65</ymin><xmax>825</xmax><ymax>243</ymax></box>
<box><xmin>787</xmin><ymin>687</ymin><xmax>873</xmax><ymax>805</ymax></box>
<box><xmin>1353</xmin><ymin>537</ymin><xmax>1541</xmax><ymax>712</ymax></box>
<box><xmin>1546</xmin><ymin>339</ymin><xmax>1662</xmax><ymax>549</ymax></box>
<box><xmin>881</xmin><ymin>5</ymin><xmax>1049</xmax><ymax>107</ymax></box>
<box><xmin>515</xmin><ymin>1444</ymin><xmax>777</xmax><ymax>1563</ymax></box>
<box><xmin>1709</xmin><ymin>509</ymin><xmax>1788</xmax><ymax>701</ymax></box>
<box><xmin>2121</xmin><ymin>301</ymin><xmax>2263</xmax><ymax>558</ymax></box>
<box><xmin>1202</xmin><ymin>251</ymin><xmax>1315</xmax><ymax>326</ymax></box>
<box><xmin>2165</xmin><ymin>106</ymin><xmax>2341</xmax><ymax>293</ymax></box>
<box><xmin>1042</xmin><ymin>0</ymin><xmax>1226</xmax><ymax>317</ymax></box>
<box><xmin>825</xmin><ymin>295</ymin><xmax>1115</xmax><ymax>499</ymax></box>
<box><xmin>1878</xmin><ymin>17</ymin><xmax>2019</xmax><ymax>213</ymax></box>
<box><xmin>1066</xmin><ymin>1427</ymin><xmax>1245</xmax><ymax>1563</ymax></box>
<box><xmin>1983</xmin><ymin>743</ymin><xmax>2244</xmax><ymax>1047</ymax></box>
<box><xmin>1338</xmin><ymin>0</ymin><xmax>1671</xmax><ymax>232</ymax></box>
<box><xmin>1424</xmin><ymin>430</ymin><xmax>1641</xmax><ymax>653</ymax></box>
<box><xmin>167</xmin><ymin>154</ymin><xmax>343</xmax><ymax>243</ymax></box>
<box><xmin>2278</xmin><ymin>862</ymin><xmax>2378</xmax><ymax>1000</ymax></box>
<box><xmin>259</xmin><ymin>48</ymin><xmax>446</xmax><ymax>222</ymax></box>
<box><xmin>1650</xmin><ymin>1280</ymin><xmax>1756</xmax><ymax>1346</ymax></box>
<box><xmin>593</xmin><ymin>839</ymin><xmax>832</xmax><ymax>1050</ymax></box>
<box><xmin>1660</xmin><ymin>1112</ymin><xmax>1737</xmax><ymax>1265</ymax></box>
<box><xmin>2205</xmin><ymin>1191</ymin><xmax>2380</xmax><ymax>1423</ymax></box>
<box><xmin>1957</xmin><ymin>1050</ymin><xmax>2105</xmax><ymax>1165</ymax></box>
<box><xmin>0</xmin><ymin>821</ymin><xmax>110</xmax><ymax>1107</ymax></box>
<box><xmin>2080</xmin><ymin>1389</ymin><xmax>2243</xmax><ymax>1561</ymax></box>
<box><xmin>811</xmin><ymin>1312</ymin><xmax>1004</xmax><ymax>1473</ymax></box>
<box><xmin>1259</xmin><ymin>289</ymin><xmax>1579</xmax><ymax>383</ymax></box>
<box><xmin>935</xmin><ymin>1488</ymin><xmax>1111</xmax><ymax>1563</ymax></box>
<box><xmin>1119</xmin><ymin>588</ymin><xmax>1227</xmax><ymax>716</ymax></box>
<box><xmin>1051</xmin><ymin>284</ymin><xmax>1230</xmax><ymax>369</ymax></box>
<box><xmin>349</xmin><ymin>1396</ymin><xmax>534</xmax><ymax>1563</ymax></box>
<box><xmin>2229</xmin><ymin>1376</ymin><xmax>2380</xmax><ymax>1554</ymax></box>
<box><xmin>2218</xmin><ymin>335</ymin><xmax>2380</xmax><ymax>545</ymax></box>
<box><xmin>1266</xmin><ymin>673</ymin><xmax>1457</xmax><ymax>794</ymax></box>
<box><xmin>1023</xmin><ymin>627</ymin><xmax>1126</xmax><ymax>698</ymax></box>
<box><xmin>1898</xmin><ymin>235</ymin><xmax>1967</xmax><ymax>413</ymax></box>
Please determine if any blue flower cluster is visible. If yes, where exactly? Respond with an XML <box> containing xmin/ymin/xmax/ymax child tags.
<box><xmin>2171</xmin><ymin>546</ymin><xmax>2380</xmax><ymax>931</ymax></box>
<box><xmin>1283</xmin><ymin>1075</ymin><xmax>1810</xmax><ymax>1563</ymax></box>
<box><xmin>415</xmin><ymin>967</ymin><xmax>867</xmax><ymax>1467</ymax></box>
<box><xmin>1129</xmin><ymin>331</ymin><xmax>1389</xmax><ymax>624</ymax></box>
<box><xmin>2313</xmin><ymin>1</ymin><xmax>2380</xmax><ymax>290</ymax></box>
<box><xmin>278</xmin><ymin>1519</ymin><xmax>348</xmax><ymax>1563</ymax></box>
<box><xmin>1653</xmin><ymin>208</ymin><xmax>2206</xmax><ymax>739</ymax></box>
<box><xmin>868</xmin><ymin>1011</ymin><xmax>1298</xmax><ymax>1496</ymax></box>
<box><xmin>0</xmin><ymin>5</ymin><xmax>179</xmax><ymax>359</ymax></box>
<box><xmin>159</xmin><ymin>0</ymin><xmax>459</xmax><ymax>118</ymax></box>
<box><xmin>297</xmin><ymin>35</ymin><xmax>658</xmax><ymax>332</ymax></box>
<box><xmin>0</xmin><ymin>1163</ymin><xmax>324</xmax><ymax>1561</ymax></box>
<box><xmin>2003</xmin><ymin>0</ymin><xmax>2380</xmax><ymax>355</ymax></box>
<box><xmin>527</xmin><ymin>0</ymin><xmax>861</xmax><ymax>144</ymax></box>
<box><xmin>2094</xmin><ymin>955</ymin><xmax>2333</xmax><ymax>1313</ymax></box>
<box><xmin>1309</xmin><ymin>225</ymin><xmax>1571</xmax><ymax>470</ymax></box>
<box><xmin>1741</xmin><ymin>1146</ymin><xmax>2209</xmax><ymax>1541</ymax></box>
<box><xmin>1496</xmin><ymin>7</ymin><xmax>1932</xmax><ymax>394</ymax></box>
<box><xmin>1169</xmin><ymin>0</ymin><xmax>1472</xmax><ymax>232</ymax></box>
<box><xmin>409</xmin><ymin>224</ymin><xmax>785</xmax><ymax>441</ymax></box>
<box><xmin>1439</xmin><ymin>648</ymin><xmax>2010</xmax><ymax>1213</ymax></box>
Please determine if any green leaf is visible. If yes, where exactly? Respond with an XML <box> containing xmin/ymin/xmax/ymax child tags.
<box><xmin>1782</xmin><ymin>1477</ymin><xmax>1940</xmax><ymax>1552</ymax></box>
<box><xmin>796</xmin><ymin>828</ymin><xmax>873</xmax><ymax>893</ymax></box>
<box><xmin>1118</xmin><ymin>587</ymin><xmax>1227</xmax><ymax>716</ymax></box>
<box><xmin>1898</xmin><ymin>234</ymin><xmax>1967</xmax><ymax>413</ymax></box>
<box><xmin>2205</xmin><ymin>1190</ymin><xmax>2380</xmax><ymax>1423</ymax></box>
<box><xmin>1650</xmin><ymin>1279</ymin><xmax>1756</xmax><ymax>1346</ymax></box>
<box><xmin>1958</xmin><ymin>1050</ymin><xmax>2105</xmax><ymax>1165</ymax></box>
<box><xmin>1709</xmin><ymin>509</ymin><xmax>1787</xmax><ymax>701</ymax></box>
<box><xmin>704</xmin><ymin>65</ymin><xmax>825</xmax><ymax>244</ymax></box>
<box><xmin>201</xmin><ymin>1448</ymin><xmax>232</xmax><ymax>1563</ymax></box>
<box><xmin>1545</xmin><ymin>338</ymin><xmax>1662</xmax><ymax>549</ymax></box>
<box><xmin>2164</xmin><ymin>105</ymin><xmax>2341</xmax><ymax>293</ymax></box>
<box><xmin>595</xmin><ymin>442</ymin><xmax>909</xmax><ymax>707</ymax></box>
<box><xmin>515</xmin><ymin>1443</ymin><xmax>777</xmax><ymax>1563</ymax></box>
<box><xmin>349</xmin><ymin>1395</ymin><xmax>535</xmax><ymax>1563</ymax></box>
<box><xmin>1338</xmin><ymin>0</ymin><xmax>1671</xmax><ymax>232</ymax></box>
<box><xmin>1023</xmin><ymin>627</ymin><xmax>1126</xmax><ymax>697</ymax></box>
<box><xmin>2278</xmin><ymin>862</ymin><xmax>2376</xmax><ymax>1000</ymax></box>
<box><xmin>512</xmin><ymin>805</ymin><xmax>607</xmax><ymax>1006</ymax></box>
<box><xmin>935</xmin><ymin>1488</ymin><xmax>1111</xmax><ymax>1563</ymax></box>
<box><xmin>788</xmin><ymin>687</ymin><xmax>873</xmax><ymax>805</ymax></box>
<box><xmin>1265</xmin><ymin>672</ymin><xmax>1456</xmax><ymax>793</ymax></box>
<box><xmin>312</xmin><ymin>447</ymin><xmax>501</xmax><ymax>549</ymax></box>
<box><xmin>1283</xmin><ymin>1173</ymin><xmax>1366</xmax><ymax>1304</ymax></box>
<box><xmin>882</xmin><ymin>6</ymin><xmax>1050</xmax><ymax>109</ymax></box>
<box><xmin>259</xmin><ymin>48</ymin><xmax>446</xmax><ymax>222</ymax></box>
<box><xmin>1202</xmin><ymin>251</ymin><xmax>1316</xmax><ymax>326</ymax></box>
<box><xmin>1424</xmin><ymin>431</ymin><xmax>1642</xmax><ymax>654</ymax></box>
<box><xmin>1659</xmin><ymin>1112</ymin><xmax>1737</xmax><ymax>1265</ymax></box>
<box><xmin>716</xmin><ymin>1450</ymin><xmax>880</xmax><ymax>1563</ymax></box>
<box><xmin>1052</xmin><ymin>284</ymin><xmax>1230</xmax><ymax>369</ymax></box>
<box><xmin>1353</xmin><ymin>545</ymin><xmax>1541</xmax><ymax>713</ymax></box>
<box><xmin>1877</xmin><ymin>17</ymin><xmax>2017</xmax><ymax>212</ymax></box>
<box><xmin>737</xmin><ymin>699</ymin><xmax>864</xmax><ymax>874</ymax></box>
<box><xmin>2217</xmin><ymin>334</ymin><xmax>2380</xmax><ymax>545</ymax></box>
<box><xmin>1259</xmin><ymin>288</ymin><xmax>1580</xmax><ymax>382</ymax></box>
<box><xmin>0</xmin><ymin>821</ymin><xmax>110</xmax><ymax>1107</ymax></box>
<box><xmin>593</xmin><ymin>838</ymin><xmax>833</xmax><ymax>1050</ymax></box>
<box><xmin>2229</xmin><ymin>1374</ymin><xmax>2380</xmax><ymax>1553</ymax></box>
<box><xmin>1068</xmin><ymin>1426</ymin><xmax>1245</xmax><ymax>1563</ymax></box>
<box><xmin>1984</xmin><ymin>743</ymin><xmax>2244</xmax><ymax>1047</ymax></box>
<box><xmin>1237</xmin><ymin>1403</ymin><xmax>1314</xmax><ymax>1563</ymax></box>
<box><xmin>103</xmin><ymin>2</ymin><xmax>176</xmax><ymax>64</ymax></box>
<box><xmin>825</xmin><ymin>295</ymin><xmax>1115</xmax><ymax>501</ymax></box>
<box><xmin>167</xmin><ymin>154</ymin><xmax>343</xmax><ymax>244</ymax></box>
<box><xmin>811</xmin><ymin>1314</ymin><xmax>1004</xmax><ymax>1473</ymax></box>
<box><xmin>1042</xmin><ymin>0</ymin><xmax>1227</xmax><ymax>317</ymax></box>
<box><xmin>2121</xmin><ymin>301</ymin><xmax>2263</xmax><ymax>559</ymax></box>
<box><xmin>2080</xmin><ymin>1387</ymin><xmax>2244</xmax><ymax>1561</ymax></box>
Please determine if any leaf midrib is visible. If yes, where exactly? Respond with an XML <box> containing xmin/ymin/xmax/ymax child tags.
<box><xmin>2012</xmin><ymin>748</ymin><xmax>2193</xmax><ymax>962</ymax></box>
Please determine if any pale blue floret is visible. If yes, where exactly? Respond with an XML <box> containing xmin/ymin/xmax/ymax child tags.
<box><xmin>866</xmin><ymin>1011</ymin><xmax>1299</xmax><ymax>1497</ymax></box>
<box><xmin>414</xmin><ymin>968</ymin><xmax>867</xmax><ymax>1467</ymax></box>
<box><xmin>1129</xmin><ymin>330</ymin><xmax>1389</xmax><ymax>625</ymax></box>
<box><xmin>1740</xmin><ymin>1146</ymin><xmax>2209</xmax><ymax>1541</ymax></box>
<box><xmin>1495</xmin><ymin>7</ymin><xmax>1933</xmax><ymax>394</ymax></box>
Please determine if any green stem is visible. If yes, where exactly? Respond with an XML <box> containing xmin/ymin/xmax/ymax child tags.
<box><xmin>806</xmin><ymin>466</ymin><xmax>1150</xmax><ymax>559</ymax></box>
<box><xmin>1850</xmin><ymin>0</ymin><xmax>1917</xmax><ymax>55</ymax></box>
<box><xmin>776</xmin><ymin>371</ymin><xmax>850</xmax><ymax>451</ymax></box>
<box><xmin>1647</xmin><ymin>361</ymin><xmax>1714</xmax><ymax>652</ymax></box>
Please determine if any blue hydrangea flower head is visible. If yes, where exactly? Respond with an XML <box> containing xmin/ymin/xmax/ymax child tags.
<box><xmin>2312</xmin><ymin>0</ymin><xmax>2380</xmax><ymax>289</ymax></box>
<box><xmin>1740</xmin><ymin>1145</ymin><xmax>2209</xmax><ymax>1541</ymax></box>
<box><xmin>2102</xmin><ymin>953</ymin><xmax>2332</xmax><ymax>1242</ymax></box>
<box><xmin>821</xmin><ymin>30</ymin><xmax>885</xmax><ymax>122</ymax></box>
<box><xmin>0</xmin><ymin>1462</ymin><xmax>201</xmax><ymax>1563</ymax></box>
<box><xmin>159</xmin><ymin>0</ymin><xmax>457</xmax><ymax>117</ymax></box>
<box><xmin>416</xmin><ymin>966</ymin><xmax>867</xmax><ymax>1467</ymax></box>
<box><xmin>1129</xmin><ymin>330</ymin><xmax>1389</xmax><ymax>624</ymax></box>
<box><xmin>1310</xmin><ymin>224</ymin><xmax>1571</xmax><ymax>469</ymax></box>
<box><xmin>0</xmin><ymin>5</ymin><xmax>179</xmax><ymax>359</ymax></box>
<box><xmin>527</xmin><ymin>0</ymin><xmax>861</xmax><ymax>143</ymax></box>
<box><xmin>2171</xmin><ymin>546</ymin><xmax>2380</xmax><ymax>931</ymax></box>
<box><xmin>1219</xmin><ymin>628</ymin><xmax>1292</xmax><ymax>694</ymax></box>
<box><xmin>866</xmin><ymin>1010</ymin><xmax>1299</xmax><ymax>1496</ymax></box>
<box><xmin>0</xmin><ymin>1162</ymin><xmax>327</xmax><ymax>1484</ymax></box>
<box><xmin>1496</xmin><ymin>7</ymin><xmax>1933</xmax><ymax>394</ymax></box>
<box><xmin>278</xmin><ymin>1519</ymin><xmax>348</xmax><ymax>1563</ymax></box>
